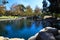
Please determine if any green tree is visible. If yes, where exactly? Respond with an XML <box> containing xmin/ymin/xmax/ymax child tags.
<box><xmin>25</xmin><ymin>5</ymin><xmax>33</xmax><ymax>16</ymax></box>
<box><xmin>5</xmin><ymin>10</ymin><xmax>12</xmax><ymax>16</ymax></box>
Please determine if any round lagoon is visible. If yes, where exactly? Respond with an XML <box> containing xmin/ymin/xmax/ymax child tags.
<box><xmin>0</xmin><ymin>19</ymin><xmax>43</xmax><ymax>40</ymax></box>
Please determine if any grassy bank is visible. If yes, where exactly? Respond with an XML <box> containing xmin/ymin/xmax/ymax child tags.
<box><xmin>0</xmin><ymin>16</ymin><xmax>27</xmax><ymax>21</ymax></box>
<box><xmin>0</xmin><ymin>16</ymin><xmax>18</xmax><ymax>19</ymax></box>
<box><xmin>0</xmin><ymin>16</ymin><xmax>19</xmax><ymax>21</ymax></box>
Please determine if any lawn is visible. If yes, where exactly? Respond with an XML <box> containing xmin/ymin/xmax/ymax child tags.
<box><xmin>0</xmin><ymin>16</ymin><xmax>18</xmax><ymax>19</ymax></box>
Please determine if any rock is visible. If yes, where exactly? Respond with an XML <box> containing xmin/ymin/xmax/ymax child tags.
<box><xmin>40</xmin><ymin>27</ymin><xmax>54</xmax><ymax>32</ymax></box>
<box><xmin>28</xmin><ymin>33</ymin><xmax>39</xmax><ymax>40</ymax></box>
<box><xmin>36</xmin><ymin>32</ymin><xmax>56</xmax><ymax>40</ymax></box>
<box><xmin>0</xmin><ymin>36</ymin><xmax>5</xmax><ymax>40</ymax></box>
<box><xmin>0</xmin><ymin>36</ymin><xmax>25</xmax><ymax>40</ymax></box>
<box><xmin>40</xmin><ymin>28</ymin><xmax>47</xmax><ymax>32</ymax></box>
<box><xmin>55</xmin><ymin>35</ymin><xmax>60</xmax><ymax>40</ymax></box>
<box><xmin>4</xmin><ymin>37</ymin><xmax>9</xmax><ymax>40</ymax></box>
<box><xmin>28</xmin><ymin>36</ymin><xmax>36</xmax><ymax>40</ymax></box>
<box><xmin>45</xmin><ymin>27</ymin><xmax>52</xmax><ymax>30</ymax></box>
<box><xmin>58</xmin><ymin>30</ymin><xmax>60</xmax><ymax>35</ymax></box>
<box><xmin>40</xmin><ymin>27</ymin><xmax>58</xmax><ymax>36</ymax></box>
<box><xmin>28</xmin><ymin>27</ymin><xmax>58</xmax><ymax>40</ymax></box>
<box><xmin>45</xmin><ymin>27</ymin><xmax>58</xmax><ymax>36</ymax></box>
<box><xmin>44</xmin><ymin>16</ymin><xmax>52</xmax><ymax>19</ymax></box>
<box><xmin>0</xmin><ymin>36</ymin><xmax>9</xmax><ymax>40</ymax></box>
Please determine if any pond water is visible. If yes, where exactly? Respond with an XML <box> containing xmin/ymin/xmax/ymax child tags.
<box><xmin>0</xmin><ymin>19</ymin><xmax>43</xmax><ymax>40</ymax></box>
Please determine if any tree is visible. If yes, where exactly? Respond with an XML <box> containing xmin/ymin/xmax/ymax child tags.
<box><xmin>5</xmin><ymin>10</ymin><xmax>11</xmax><ymax>16</ymax></box>
<box><xmin>25</xmin><ymin>5</ymin><xmax>33</xmax><ymax>16</ymax></box>
<box><xmin>48</xmin><ymin>0</ymin><xmax>60</xmax><ymax>18</ymax></box>
<box><xmin>0</xmin><ymin>6</ymin><xmax>6</xmax><ymax>16</ymax></box>
<box><xmin>0</xmin><ymin>0</ymin><xmax>8</xmax><ymax>16</ymax></box>
<box><xmin>16</xmin><ymin>4</ymin><xmax>25</xmax><ymax>16</ymax></box>
<box><xmin>11</xmin><ymin>4</ymin><xmax>25</xmax><ymax>16</ymax></box>
<box><xmin>34</xmin><ymin>6</ymin><xmax>41</xmax><ymax>16</ymax></box>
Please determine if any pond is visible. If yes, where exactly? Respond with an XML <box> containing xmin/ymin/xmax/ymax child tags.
<box><xmin>0</xmin><ymin>19</ymin><xmax>43</xmax><ymax>40</ymax></box>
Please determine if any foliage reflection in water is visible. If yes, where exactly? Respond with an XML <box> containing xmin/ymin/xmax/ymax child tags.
<box><xmin>0</xmin><ymin>19</ymin><xmax>43</xmax><ymax>40</ymax></box>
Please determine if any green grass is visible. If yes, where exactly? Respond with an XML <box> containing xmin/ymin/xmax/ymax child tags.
<box><xmin>0</xmin><ymin>16</ymin><xmax>18</xmax><ymax>19</ymax></box>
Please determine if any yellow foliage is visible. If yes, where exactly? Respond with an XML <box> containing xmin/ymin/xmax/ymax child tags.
<box><xmin>0</xmin><ymin>6</ymin><xmax>5</xmax><ymax>15</ymax></box>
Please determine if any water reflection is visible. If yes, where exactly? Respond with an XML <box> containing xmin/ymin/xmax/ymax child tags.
<box><xmin>0</xmin><ymin>19</ymin><xmax>43</xmax><ymax>40</ymax></box>
<box><xmin>5</xmin><ymin>25</ymin><xmax>12</xmax><ymax>31</ymax></box>
<box><xmin>35</xmin><ymin>21</ymin><xmax>41</xmax><ymax>27</ymax></box>
<box><xmin>26</xmin><ymin>19</ymin><xmax>32</xmax><ymax>28</ymax></box>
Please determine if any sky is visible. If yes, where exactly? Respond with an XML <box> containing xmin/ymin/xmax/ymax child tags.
<box><xmin>0</xmin><ymin>0</ymin><xmax>50</xmax><ymax>10</ymax></box>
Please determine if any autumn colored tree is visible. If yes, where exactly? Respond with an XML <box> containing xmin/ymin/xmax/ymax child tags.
<box><xmin>0</xmin><ymin>6</ymin><xmax>6</xmax><ymax>16</ymax></box>
<box><xmin>34</xmin><ymin>6</ymin><xmax>41</xmax><ymax>16</ymax></box>
<box><xmin>0</xmin><ymin>0</ymin><xmax>8</xmax><ymax>16</ymax></box>
<box><xmin>11</xmin><ymin>4</ymin><xmax>25</xmax><ymax>16</ymax></box>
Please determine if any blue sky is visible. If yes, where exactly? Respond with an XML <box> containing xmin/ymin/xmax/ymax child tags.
<box><xmin>5</xmin><ymin>0</ymin><xmax>43</xmax><ymax>10</ymax></box>
<box><xmin>4</xmin><ymin>0</ymin><xmax>49</xmax><ymax>10</ymax></box>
